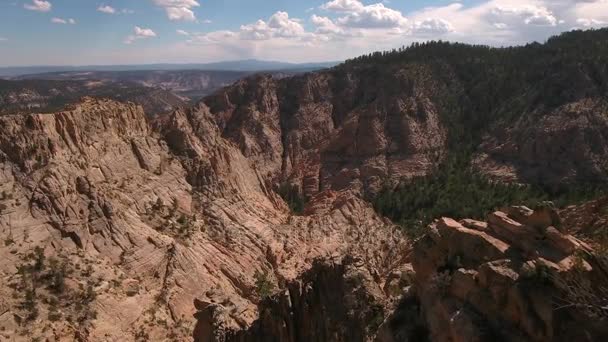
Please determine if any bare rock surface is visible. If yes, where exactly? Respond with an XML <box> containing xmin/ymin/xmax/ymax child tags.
<box><xmin>378</xmin><ymin>205</ymin><xmax>608</xmax><ymax>342</ymax></box>
<box><xmin>0</xmin><ymin>97</ymin><xmax>407</xmax><ymax>341</ymax></box>
<box><xmin>202</xmin><ymin>70</ymin><xmax>447</xmax><ymax>198</ymax></box>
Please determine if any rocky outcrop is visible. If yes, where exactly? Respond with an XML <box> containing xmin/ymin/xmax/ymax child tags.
<box><xmin>202</xmin><ymin>68</ymin><xmax>448</xmax><ymax>198</ymax></box>
<box><xmin>197</xmin><ymin>257</ymin><xmax>390</xmax><ymax>342</ymax></box>
<box><xmin>0</xmin><ymin>97</ymin><xmax>406</xmax><ymax>341</ymax></box>
<box><xmin>379</xmin><ymin>205</ymin><xmax>608</xmax><ymax>342</ymax></box>
<box><xmin>207</xmin><ymin>204</ymin><xmax>608</xmax><ymax>342</ymax></box>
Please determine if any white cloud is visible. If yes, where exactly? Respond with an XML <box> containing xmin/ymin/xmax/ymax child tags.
<box><xmin>321</xmin><ymin>0</ymin><xmax>364</xmax><ymax>13</ymax></box>
<box><xmin>176</xmin><ymin>0</ymin><xmax>608</xmax><ymax>63</ymax></box>
<box><xmin>490</xmin><ymin>5</ymin><xmax>558</xmax><ymax>26</ymax></box>
<box><xmin>125</xmin><ymin>26</ymin><xmax>157</xmax><ymax>44</ymax></box>
<box><xmin>152</xmin><ymin>0</ymin><xmax>200</xmax><ymax>21</ymax></box>
<box><xmin>97</xmin><ymin>5</ymin><xmax>116</xmax><ymax>14</ymax></box>
<box><xmin>267</xmin><ymin>11</ymin><xmax>307</xmax><ymax>38</ymax></box>
<box><xmin>322</xmin><ymin>0</ymin><xmax>408</xmax><ymax>29</ymax></box>
<box><xmin>412</xmin><ymin>18</ymin><xmax>454</xmax><ymax>35</ymax></box>
<box><xmin>51</xmin><ymin>17</ymin><xmax>75</xmax><ymax>24</ymax></box>
<box><xmin>176</xmin><ymin>29</ymin><xmax>190</xmax><ymax>36</ymax></box>
<box><xmin>201</xmin><ymin>19</ymin><xmax>212</xmax><ymax>24</ymax></box>
<box><xmin>24</xmin><ymin>0</ymin><xmax>51</xmax><ymax>12</ymax></box>
<box><xmin>311</xmin><ymin>15</ymin><xmax>344</xmax><ymax>35</ymax></box>
<box><xmin>135</xmin><ymin>26</ymin><xmax>157</xmax><ymax>37</ymax></box>
<box><xmin>238</xmin><ymin>11</ymin><xmax>309</xmax><ymax>40</ymax></box>
<box><xmin>122</xmin><ymin>9</ymin><xmax>135</xmax><ymax>14</ymax></box>
<box><xmin>576</xmin><ymin>18</ymin><xmax>606</xmax><ymax>27</ymax></box>
<box><xmin>0</xmin><ymin>37</ymin><xmax>7</xmax><ymax>42</ymax></box>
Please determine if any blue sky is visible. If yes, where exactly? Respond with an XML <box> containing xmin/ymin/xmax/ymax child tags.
<box><xmin>0</xmin><ymin>0</ymin><xmax>607</xmax><ymax>66</ymax></box>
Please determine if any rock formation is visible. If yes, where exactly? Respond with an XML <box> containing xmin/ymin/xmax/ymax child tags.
<box><xmin>202</xmin><ymin>70</ymin><xmax>447</xmax><ymax>198</ymax></box>
<box><xmin>0</xmin><ymin>97</ymin><xmax>407</xmax><ymax>341</ymax></box>
<box><xmin>207</xmin><ymin>205</ymin><xmax>608</xmax><ymax>342</ymax></box>
<box><xmin>378</xmin><ymin>205</ymin><xmax>608</xmax><ymax>342</ymax></box>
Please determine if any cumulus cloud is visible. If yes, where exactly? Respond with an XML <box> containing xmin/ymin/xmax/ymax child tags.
<box><xmin>311</xmin><ymin>15</ymin><xmax>344</xmax><ymax>35</ymax></box>
<box><xmin>238</xmin><ymin>11</ymin><xmax>308</xmax><ymax>40</ymax></box>
<box><xmin>490</xmin><ymin>5</ymin><xmax>558</xmax><ymax>26</ymax></box>
<box><xmin>97</xmin><ymin>5</ymin><xmax>116</xmax><ymax>14</ymax></box>
<box><xmin>321</xmin><ymin>0</ymin><xmax>364</xmax><ymax>13</ymax></box>
<box><xmin>322</xmin><ymin>0</ymin><xmax>407</xmax><ymax>29</ymax></box>
<box><xmin>51</xmin><ymin>17</ymin><xmax>76</xmax><ymax>24</ymax></box>
<box><xmin>411</xmin><ymin>18</ymin><xmax>454</xmax><ymax>35</ymax></box>
<box><xmin>176</xmin><ymin>29</ymin><xmax>190</xmax><ymax>36</ymax></box>
<box><xmin>152</xmin><ymin>0</ymin><xmax>200</xmax><ymax>21</ymax></box>
<box><xmin>125</xmin><ymin>26</ymin><xmax>157</xmax><ymax>44</ymax></box>
<box><xmin>24</xmin><ymin>0</ymin><xmax>51</xmax><ymax>12</ymax></box>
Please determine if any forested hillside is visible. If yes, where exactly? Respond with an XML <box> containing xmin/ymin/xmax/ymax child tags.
<box><xmin>358</xmin><ymin>29</ymin><xmax>608</xmax><ymax>235</ymax></box>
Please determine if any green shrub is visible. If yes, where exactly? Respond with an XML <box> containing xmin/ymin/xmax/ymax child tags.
<box><xmin>373</xmin><ymin>151</ymin><xmax>548</xmax><ymax>238</ymax></box>
<box><xmin>254</xmin><ymin>270</ymin><xmax>275</xmax><ymax>299</ymax></box>
<box><xmin>278</xmin><ymin>183</ymin><xmax>305</xmax><ymax>214</ymax></box>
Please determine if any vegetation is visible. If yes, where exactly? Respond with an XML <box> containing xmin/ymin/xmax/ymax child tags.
<box><xmin>338</xmin><ymin>28</ymin><xmax>608</xmax><ymax>155</ymax></box>
<box><xmin>278</xmin><ymin>183</ymin><xmax>306</xmax><ymax>214</ymax></box>
<box><xmin>373</xmin><ymin>152</ymin><xmax>542</xmax><ymax>238</ymax></box>
<box><xmin>145</xmin><ymin>198</ymin><xmax>200</xmax><ymax>242</ymax></box>
<box><xmin>373</xmin><ymin>151</ymin><xmax>606</xmax><ymax>239</ymax></box>
<box><xmin>253</xmin><ymin>269</ymin><xmax>275</xmax><ymax>300</ymax></box>
<box><xmin>10</xmin><ymin>247</ymin><xmax>97</xmax><ymax>333</ymax></box>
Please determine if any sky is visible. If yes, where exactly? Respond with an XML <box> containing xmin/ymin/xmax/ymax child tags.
<box><xmin>0</xmin><ymin>0</ymin><xmax>607</xmax><ymax>66</ymax></box>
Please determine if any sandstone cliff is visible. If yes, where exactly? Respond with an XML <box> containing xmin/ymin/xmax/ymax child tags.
<box><xmin>201</xmin><ymin>68</ymin><xmax>448</xmax><ymax>199</ymax></box>
<box><xmin>0</xmin><ymin>97</ymin><xmax>407</xmax><ymax>341</ymax></box>
<box><xmin>379</xmin><ymin>205</ymin><xmax>608</xmax><ymax>342</ymax></box>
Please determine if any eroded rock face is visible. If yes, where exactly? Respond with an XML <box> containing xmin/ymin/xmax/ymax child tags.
<box><xmin>379</xmin><ymin>206</ymin><xmax>608</xmax><ymax>342</ymax></box>
<box><xmin>0</xmin><ymin>97</ymin><xmax>407</xmax><ymax>341</ymax></box>
<box><xmin>202</xmin><ymin>69</ymin><xmax>448</xmax><ymax>198</ymax></box>
<box><xmin>199</xmin><ymin>257</ymin><xmax>390</xmax><ymax>342</ymax></box>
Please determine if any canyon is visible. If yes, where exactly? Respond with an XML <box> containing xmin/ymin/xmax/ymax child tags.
<box><xmin>0</xmin><ymin>29</ymin><xmax>607</xmax><ymax>341</ymax></box>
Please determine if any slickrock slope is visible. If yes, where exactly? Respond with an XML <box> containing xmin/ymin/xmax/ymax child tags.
<box><xmin>0</xmin><ymin>98</ymin><xmax>407</xmax><ymax>341</ymax></box>
<box><xmin>377</xmin><ymin>205</ymin><xmax>608</xmax><ymax>342</ymax></box>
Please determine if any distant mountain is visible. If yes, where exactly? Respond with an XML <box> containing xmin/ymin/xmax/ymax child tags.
<box><xmin>0</xmin><ymin>59</ymin><xmax>340</xmax><ymax>78</ymax></box>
